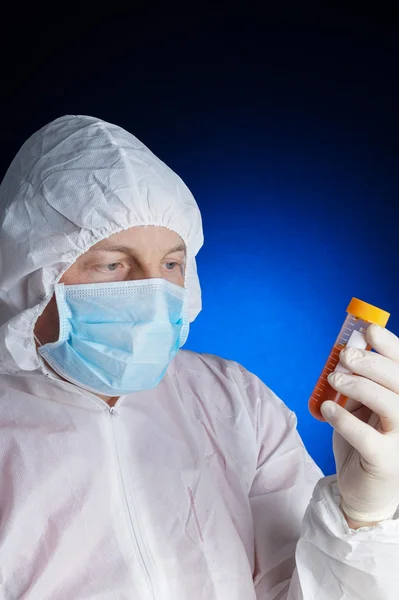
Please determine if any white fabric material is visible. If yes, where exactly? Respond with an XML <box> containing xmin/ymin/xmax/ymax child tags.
<box><xmin>1</xmin><ymin>116</ymin><xmax>399</xmax><ymax>599</ymax></box>
<box><xmin>1</xmin><ymin>355</ymin><xmax>399</xmax><ymax>599</ymax></box>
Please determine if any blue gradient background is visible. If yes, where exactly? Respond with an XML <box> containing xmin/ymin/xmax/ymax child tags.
<box><xmin>1</xmin><ymin>19</ymin><xmax>398</xmax><ymax>475</ymax></box>
<box><xmin>174</xmin><ymin>127</ymin><xmax>399</xmax><ymax>476</ymax></box>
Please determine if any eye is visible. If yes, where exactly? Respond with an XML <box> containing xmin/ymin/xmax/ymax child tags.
<box><xmin>104</xmin><ymin>263</ymin><xmax>122</xmax><ymax>272</ymax></box>
<box><xmin>165</xmin><ymin>261</ymin><xmax>178</xmax><ymax>271</ymax></box>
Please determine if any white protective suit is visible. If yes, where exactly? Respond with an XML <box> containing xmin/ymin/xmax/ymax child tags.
<box><xmin>0</xmin><ymin>116</ymin><xmax>398</xmax><ymax>600</ymax></box>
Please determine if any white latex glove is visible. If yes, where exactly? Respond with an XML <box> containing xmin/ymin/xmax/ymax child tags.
<box><xmin>320</xmin><ymin>324</ymin><xmax>399</xmax><ymax>524</ymax></box>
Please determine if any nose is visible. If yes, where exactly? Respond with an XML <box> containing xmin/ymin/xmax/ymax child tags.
<box><xmin>127</xmin><ymin>264</ymin><xmax>162</xmax><ymax>281</ymax></box>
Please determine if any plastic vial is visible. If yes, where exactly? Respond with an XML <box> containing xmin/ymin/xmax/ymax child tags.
<box><xmin>309</xmin><ymin>298</ymin><xmax>390</xmax><ymax>421</ymax></box>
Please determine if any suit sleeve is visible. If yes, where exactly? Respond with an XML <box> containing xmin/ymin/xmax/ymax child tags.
<box><xmin>242</xmin><ymin>370</ymin><xmax>399</xmax><ymax>599</ymax></box>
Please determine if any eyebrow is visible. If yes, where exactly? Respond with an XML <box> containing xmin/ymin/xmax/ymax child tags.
<box><xmin>90</xmin><ymin>243</ymin><xmax>186</xmax><ymax>255</ymax></box>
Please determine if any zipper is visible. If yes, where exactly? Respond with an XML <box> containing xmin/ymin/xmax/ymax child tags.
<box><xmin>40</xmin><ymin>356</ymin><xmax>123</xmax><ymax>404</ymax></box>
<box><xmin>108</xmin><ymin>406</ymin><xmax>156</xmax><ymax>600</ymax></box>
<box><xmin>41</xmin><ymin>365</ymin><xmax>156</xmax><ymax>594</ymax></box>
<box><xmin>42</xmin><ymin>367</ymin><xmax>121</xmax><ymax>410</ymax></box>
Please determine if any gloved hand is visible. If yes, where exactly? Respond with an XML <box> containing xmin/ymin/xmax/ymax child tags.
<box><xmin>320</xmin><ymin>324</ymin><xmax>399</xmax><ymax>524</ymax></box>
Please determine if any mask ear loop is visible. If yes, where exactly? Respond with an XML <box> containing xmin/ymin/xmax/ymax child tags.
<box><xmin>179</xmin><ymin>290</ymin><xmax>190</xmax><ymax>347</ymax></box>
<box><xmin>34</xmin><ymin>334</ymin><xmax>43</xmax><ymax>347</ymax></box>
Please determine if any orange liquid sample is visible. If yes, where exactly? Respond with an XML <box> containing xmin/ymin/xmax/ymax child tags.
<box><xmin>308</xmin><ymin>343</ymin><xmax>348</xmax><ymax>421</ymax></box>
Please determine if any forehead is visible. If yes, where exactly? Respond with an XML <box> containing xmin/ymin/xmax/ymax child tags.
<box><xmin>90</xmin><ymin>226</ymin><xmax>186</xmax><ymax>253</ymax></box>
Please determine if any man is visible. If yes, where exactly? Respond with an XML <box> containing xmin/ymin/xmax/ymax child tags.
<box><xmin>0</xmin><ymin>115</ymin><xmax>398</xmax><ymax>599</ymax></box>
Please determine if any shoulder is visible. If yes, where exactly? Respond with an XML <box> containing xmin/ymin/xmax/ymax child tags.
<box><xmin>172</xmin><ymin>349</ymin><xmax>259</xmax><ymax>389</ymax></box>
<box><xmin>171</xmin><ymin>350</ymin><xmax>294</xmax><ymax>432</ymax></box>
<box><xmin>173</xmin><ymin>349</ymin><xmax>288</xmax><ymax>403</ymax></box>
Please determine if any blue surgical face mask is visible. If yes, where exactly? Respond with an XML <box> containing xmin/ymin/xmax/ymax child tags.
<box><xmin>37</xmin><ymin>278</ymin><xmax>189</xmax><ymax>396</ymax></box>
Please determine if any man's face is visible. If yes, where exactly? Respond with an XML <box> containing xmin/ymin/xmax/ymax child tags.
<box><xmin>35</xmin><ymin>226</ymin><xmax>186</xmax><ymax>344</ymax></box>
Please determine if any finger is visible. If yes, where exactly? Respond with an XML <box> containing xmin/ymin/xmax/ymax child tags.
<box><xmin>367</xmin><ymin>325</ymin><xmax>399</xmax><ymax>364</ymax></box>
<box><xmin>320</xmin><ymin>401</ymin><xmax>383</xmax><ymax>464</ymax></box>
<box><xmin>340</xmin><ymin>347</ymin><xmax>399</xmax><ymax>395</ymax></box>
<box><xmin>343</xmin><ymin>396</ymin><xmax>364</xmax><ymax>414</ymax></box>
<box><xmin>328</xmin><ymin>372</ymin><xmax>399</xmax><ymax>432</ymax></box>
